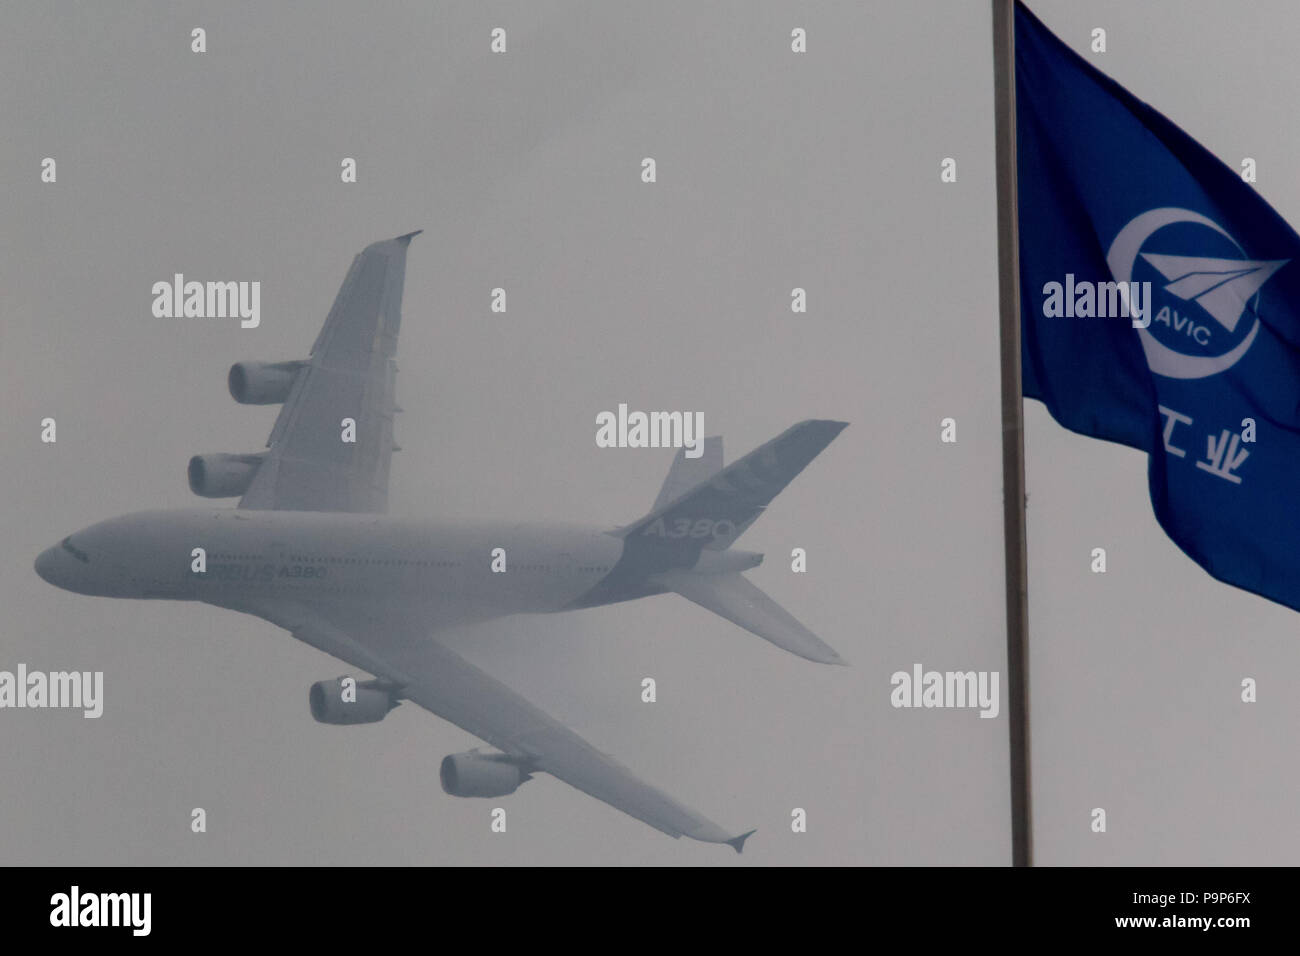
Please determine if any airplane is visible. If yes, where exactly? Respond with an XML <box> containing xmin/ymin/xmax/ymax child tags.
<box><xmin>1139</xmin><ymin>251</ymin><xmax>1289</xmax><ymax>334</ymax></box>
<box><xmin>34</xmin><ymin>231</ymin><xmax>848</xmax><ymax>853</ymax></box>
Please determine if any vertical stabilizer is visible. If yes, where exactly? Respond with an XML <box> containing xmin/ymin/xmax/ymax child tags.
<box><xmin>653</xmin><ymin>436</ymin><xmax>724</xmax><ymax>510</ymax></box>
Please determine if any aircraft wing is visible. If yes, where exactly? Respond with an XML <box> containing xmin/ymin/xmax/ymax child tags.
<box><xmin>219</xmin><ymin>596</ymin><xmax>755</xmax><ymax>852</ymax></box>
<box><xmin>238</xmin><ymin>232</ymin><xmax>421</xmax><ymax>513</ymax></box>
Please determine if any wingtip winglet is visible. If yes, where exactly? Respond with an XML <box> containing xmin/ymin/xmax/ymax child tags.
<box><xmin>395</xmin><ymin>229</ymin><xmax>424</xmax><ymax>245</ymax></box>
<box><xmin>727</xmin><ymin>828</ymin><xmax>757</xmax><ymax>854</ymax></box>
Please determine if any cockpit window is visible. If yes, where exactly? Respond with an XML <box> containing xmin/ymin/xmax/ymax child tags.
<box><xmin>60</xmin><ymin>536</ymin><xmax>90</xmax><ymax>563</ymax></box>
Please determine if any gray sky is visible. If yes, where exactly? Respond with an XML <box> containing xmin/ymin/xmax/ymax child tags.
<box><xmin>2</xmin><ymin>0</ymin><xmax>1296</xmax><ymax>865</ymax></box>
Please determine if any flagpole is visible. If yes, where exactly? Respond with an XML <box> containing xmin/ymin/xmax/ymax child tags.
<box><xmin>991</xmin><ymin>0</ymin><xmax>1033</xmax><ymax>867</ymax></box>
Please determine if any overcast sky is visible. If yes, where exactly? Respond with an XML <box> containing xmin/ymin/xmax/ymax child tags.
<box><xmin>2</xmin><ymin>1</ymin><xmax>1298</xmax><ymax>865</ymax></box>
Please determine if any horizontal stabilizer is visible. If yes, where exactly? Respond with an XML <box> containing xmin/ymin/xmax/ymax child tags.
<box><xmin>654</xmin><ymin>569</ymin><xmax>845</xmax><ymax>665</ymax></box>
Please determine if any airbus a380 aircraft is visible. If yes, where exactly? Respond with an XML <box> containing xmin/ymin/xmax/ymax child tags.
<box><xmin>34</xmin><ymin>232</ymin><xmax>847</xmax><ymax>852</ymax></box>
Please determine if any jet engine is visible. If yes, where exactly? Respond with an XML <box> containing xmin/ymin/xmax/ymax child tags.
<box><xmin>187</xmin><ymin>453</ymin><xmax>265</xmax><ymax>498</ymax></box>
<box><xmin>308</xmin><ymin>677</ymin><xmax>399</xmax><ymax>725</ymax></box>
<box><xmin>228</xmin><ymin>360</ymin><xmax>305</xmax><ymax>405</ymax></box>
<box><xmin>440</xmin><ymin>752</ymin><xmax>531</xmax><ymax>797</ymax></box>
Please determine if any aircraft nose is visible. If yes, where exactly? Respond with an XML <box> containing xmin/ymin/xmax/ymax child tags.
<box><xmin>35</xmin><ymin>546</ymin><xmax>67</xmax><ymax>589</ymax></box>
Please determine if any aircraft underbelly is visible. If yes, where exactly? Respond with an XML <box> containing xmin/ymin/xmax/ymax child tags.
<box><xmin>185</xmin><ymin>512</ymin><xmax>624</xmax><ymax>618</ymax></box>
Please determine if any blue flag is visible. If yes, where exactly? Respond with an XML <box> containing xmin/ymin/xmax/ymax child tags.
<box><xmin>1016</xmin><ymin>1</ymin><xmax>1300</xmax><ymax>609</ymax></box>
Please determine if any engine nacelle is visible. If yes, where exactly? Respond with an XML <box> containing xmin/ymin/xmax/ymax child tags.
<box><xmin>228</xmin><ymin>360</ymin><xmax>305</xmax><ymax>405</ymax></box>
<box><xmin>308</xmin><ymin>677</ymin><xmax>398</xmax><ymax>725</ymax></box>
<box><xmin>187</xmin><ymin>453</ymin><xmax>265</xmax><ymax>498</ymax></box>
<box><xmin>440</xmin><ymin>752</ymin><xmax>530</xmax><ymax>798</ymax></box>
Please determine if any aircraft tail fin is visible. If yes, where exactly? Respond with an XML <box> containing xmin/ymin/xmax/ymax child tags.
<box><xmin>727</xmin><ymin>828</ymin><xmax>758</xmax><ymax>854</ymax></box>
<box><xmin>653</xmin><ymin>436</ymin><xmax>723</xmax><ymax>511</ymax></box>
<box><xmin>619</xmin><ymin>420</ymin><xmax>847</xmax><ymax>557</ymax></box>
<box><xmin>652</xmin><ymin>568</ymin><xmax>846</xmax><ymax>665</ymax></box>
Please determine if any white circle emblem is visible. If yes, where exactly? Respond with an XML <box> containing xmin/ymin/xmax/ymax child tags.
<box><xmin>1106</xmin><ymin>207</ymin><xmax>1260</xmax><ymax>379</ymax></box>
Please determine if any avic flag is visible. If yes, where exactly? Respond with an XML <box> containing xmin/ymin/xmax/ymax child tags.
<box><xmin>1015</xmin><ymin>1</ymin><xmax>1300</xmax><ymax>610</ymax></box>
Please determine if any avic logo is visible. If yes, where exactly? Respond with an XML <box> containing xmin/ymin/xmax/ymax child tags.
<box><xmin>1108</xmin><ymin>208</ymin><xmax>1289</xmax><ymax>379</ymax></box>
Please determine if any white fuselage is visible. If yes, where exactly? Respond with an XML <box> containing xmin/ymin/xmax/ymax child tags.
<box><xmin>35</xmin><ymin>509</ymin><xmax>628</xmax><ymax>630</ymax></box>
